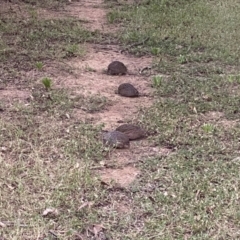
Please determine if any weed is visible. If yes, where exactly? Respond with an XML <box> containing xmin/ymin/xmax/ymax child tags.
<box><xmin>150</xmin><ymin>47</ymin><xmax>161</xmax><ymax>56</ymax></box>
<box><xmin>42</xmin><ymin>77</ymin><xmax>52</xmax><ymax>91</ymax></box>
<box><xmin>202</xmin><ymin>123</ymin><xmax>215</xmax><ymax>134</ymax></box>
<box><xmin>177</xmin><ymin>54</ymin><xmax>188</xmax><ymax>64</ymax></box>
<box><xmin>64</xmin><ymin>44</ymin><xmax>85</xmax><ymax>58</ymax></box>
<box><xmin>35</xmin><ymin>61</ymin><xmax>44</xmax><ymax>70</ymax></box>
<box><xmin>151</xmin><ymin>75</ymin><xmax>162</xmax><ymax>88</ymax></box>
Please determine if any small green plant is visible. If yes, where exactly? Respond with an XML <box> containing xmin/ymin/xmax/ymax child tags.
<box><xmin>178</xmin><ymin>54</ymin><xmax>187</xmax><ymax>64</ymax></box>
<box><xmin>107</xmin><ymin>11</ymin><xmax>122</xmax><ymax>24</ymax></box>
<box><xmin>152</xmin><ymin>75</ymin><xmax>163</xmax><ymax>88</ymax></box>
<box><xmin>202</xmin><ymin>123</ymin><xmax>215</xmax><ymax>133</ymax></box>
<box><xmin>227</xmin><ymin>75</ymin><xmax>240</xmax><ymax>83</ymax></box>
<box><xmin>35</xmin><ymin>61</ymin><xmax>43</xmax><ymax>70</ymax></box>
<box><xmin>42</xmin><ymin>77</ymin><xmax>52</xmax><ymax>91</ymax></box>
<box><xmin>65</xmin><ymin>44</ymin><xmax>81</xmax><ymax>57</ymax></box>
<box><xmin>151</xmin><ymin>47</ymin><xmax>161</xmax><ymax>55</ymax></box>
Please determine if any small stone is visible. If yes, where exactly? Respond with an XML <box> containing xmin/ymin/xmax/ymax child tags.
<box><xmin>117</xmin><ymin>83</ymin><xmax>139</xmax><ymax>97</ymax></box>
<box><xmin>102</xmin><ymin>131</ymin><xmax>130</xmax><ymax>149</ymax></box>
<box><xmin>107</xmin><ymin>61</ymin><xmax>127</xmax><ymax>75</ymax></box>
<box><xmin>116</xmin><ymin>124</ymin><xmax>146</xmax><ymax>140</ymax></box>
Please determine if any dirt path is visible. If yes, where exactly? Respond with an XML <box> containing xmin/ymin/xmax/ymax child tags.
<box><xmin>63</xmin><ymin>0</ymin><xmax>154</xmax><ymax>132</ymax></box>
<box><xmin>59</xmin><ymin>0</ymin><xmax>159</xmax><ymax>186</ymax></box>
<box><xmin>65</xmin><ymin>44</ymin><xmax>153</xmax><ymax>128</ymax></box>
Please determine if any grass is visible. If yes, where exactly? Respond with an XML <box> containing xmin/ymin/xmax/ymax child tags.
<box><xmin>106</xmin><ymin>0</ymin><xmax>240</xmax><ymax>238</ymax></box>
<box><xmin>0</xmin><ymin>2</ymin><xmax>103</xmax><ymax>84</ymax></box>
<box><xmin>0</xmin><ymin>89</ymin><xmax>106</xmax><ymax>239</ymax></box>
<box><xmin>107</xmin><ymin>0</ymin><xmax>240</xmax><ymax>63</ymax></box>
<box><xmin>1</xmin><ymin>0</ymin><xmax>240</xmax><ymax>239</ymax></box>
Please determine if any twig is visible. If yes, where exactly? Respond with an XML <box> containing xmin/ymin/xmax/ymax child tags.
<box><xmin>49</xmin><ymin>230</ymin><xmax>59</xmax><ymax>239</ymax></box>
<box><xmin>0</xmin><ymin>221</ymin><xmax>31</xmax><ymax>228</ymax></box>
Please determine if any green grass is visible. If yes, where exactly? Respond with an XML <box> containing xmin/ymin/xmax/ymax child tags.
<box><xmin>0</xmin><ymin>89</ymin><xmax>106</xmax><ymax>239</ymax></box>
<box><xmin>132</xmin><ymin>156</ymin><xmax>240</xmax><ymax>239</ymax></box>
<box><xmin>1</xmin><ymin>0</ymin><xmax>240</xmax><ymax>239</ymax></box>
<box><xmin>0</xmin><ymin>16</ymin><xmax>94</xmax><ymax>63</ymax></box>
<box><xmin>107</xmin><ymin>0</ymin><xmax>240</xmax><ymax>63</ymax></box>
<box><xmin>106</xmin><ymin>0</ymin><xmax>240</xmax><ymax>238</ymax></box>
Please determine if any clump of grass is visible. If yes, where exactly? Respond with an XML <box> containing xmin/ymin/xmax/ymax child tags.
<box><xmin>150</xmin><ymin>47</ymin><xmax>161</xmax><ymax>56</ymax></box>
<box><xmin>151</xmin><ymin>75</ymin><xmax>162</xmax><ymax>88</ymax></box>
<box><xmin>35</xmin><ymin>61</ymin><xmax>44</xmax><ymax>70</ymax></box>
<box><xmin>202</xmin><ymin>123</ymin><xmax>215</xmax><ymax>134</ymax></box>
<box><xmin>177</xmin><ymin>54</ymin><xmax>188</xmax><ymax>64</ymax></box>
<box><xmin>64</xmin><ymin>44</ymin><xmax>86</xmax><ymax>58</ymax></box>
<box><xmin>42</xmin><ymin>77</ymin><xmax>52</xmax><ymax>91</ymax></box>
<box><xmin>227</xmin><ymin>74</ymin><xmax>240</xmax><ymax>83</ymax></box>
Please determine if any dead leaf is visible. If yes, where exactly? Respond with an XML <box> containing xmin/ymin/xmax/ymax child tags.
<box><xmin>78</xmin><ymin>201</ymin><xmax>94</xmax><ymax>210</ymax></box>
<box><xmin>93</xmin><ymin>224</ymin><xmax>105</xmax><ymax>237</ymax></box>
<box><xmin>42</xmin><ymin>208</ymin><xmax>59</xmax><ymax>217</ymax></box>
<box><xmin>0</xmin><ymin>221</ymin><xmax>6</xmax><ymax>228</ymax></box>
<box><xmin>6</xmin><ymin>184</ymin><xmax>15</xmax><ymax>191</ymax></box>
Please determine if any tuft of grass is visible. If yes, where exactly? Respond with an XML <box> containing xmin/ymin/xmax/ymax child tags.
<box><xmin>177</xmin><ymin>54</ymin><xmax>188</xmax><ymax>64</ymax></box>
<box><xmin>64</xmin><ymin>44</ymin><xmax>86</xmax><ymax>58</ymax></box>
<box><xmin>35</xmin><ymin>61</ymin><xmax>44</xmax><ymax>70</ymax></box>
<box><xmin>151</xmin><ymin>75</ymin><xmax>163</xmax><ymax>88</ymax></box>
<box><xmin>42</xmin><ymin>77</ymin><xmax>52</xmax><ymax>91</ymax></box>
<box><xmin>202</xmin><ymin>123</ymin><xmax>215</xmax><ymax>134</ymax></box>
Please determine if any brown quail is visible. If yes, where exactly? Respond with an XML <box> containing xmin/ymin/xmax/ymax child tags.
<box><xmin>107</xmin><ymin>61</ymin><xmax>127</xmax><ymax>75</ymax></box>
<box><xmin>117</xmin><ymin>83</ymin><xmax>139</xmax><ymax>97</ymax></box>
<box><xmin>102</xmin><ymin>130</ymin><xmax>130</xmax><ymax>149</ymax></box>
<box><xmin>116</xmin><ymin>124</ymin><xmax>146</xmax><ymax>140</ymax></box>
